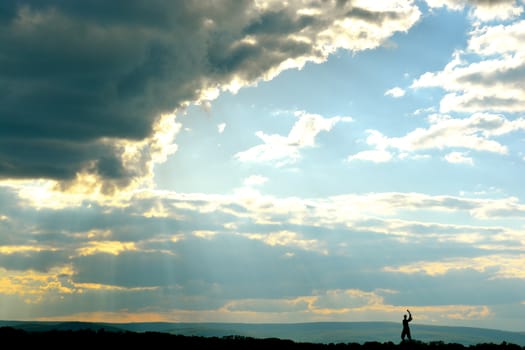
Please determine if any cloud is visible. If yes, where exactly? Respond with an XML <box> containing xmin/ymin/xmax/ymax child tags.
<box><xmin>444</xmin><ymin>151</ymin><xmax>474</xmax><ymax>165</ymax></box>
<box><xmin>243</xmin><ymin>175</ymin><xmax>268</xmax><ymax>187</ymax></box>
<box><xmin>0</xmin><ymin>0</ymin><xmax>419</xmax><ymax>192</ymax></box>
<box><xmin>425</xmin><ymin>0</ymin><xmax>524</xmax><ymax>21</ymax></box>
<box><xmin>412</xmin><ymin>19</ymin><xmax>525</xmax><ymax>113</ymax></box>
<box><xmin>0</xmin><ymin>266</ymin><xmax>76</xmax><ymax>304</ymax></box>
<box><xmin>384</xmin><ymin>87</ymin><xmax>406</xmax><ymax>98</ymax></box>
<box><xmin>235</xmin><ymin>111</ymin><xmax>353</xmax><ymax>166</ymax></box>
<box><xmin>77</xmin><ymin>241</ymin><xmax>138</xmax><ymax>256</ymax></box>
<box><xmin>1</xmin><ymin>184</ymin><xmax>524</xmax><ymax>323</ymax></box>
<box><xmin>384</xmin><ymin>254</ymin><xmax>525</xmax><ymax>279</ymax></box>
<box><xmin>347</xmin><ymin>149</ymin><xmax>393</xmax><ymax>163</ymax></box>
<box><xmin>346</xmin><ymin>113</ymin><xmax>525</xmax><ymax>162</ymax></box>
<box><xmin>244</xmin><ymin>230</ymin><xmax>327</xmax><ymax>254</ymax></box>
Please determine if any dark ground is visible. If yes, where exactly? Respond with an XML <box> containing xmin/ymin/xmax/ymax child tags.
<box><xmin>1</xmin><ymin>326</ymin><xmax>524</xmax><ymax>350</ymax></box>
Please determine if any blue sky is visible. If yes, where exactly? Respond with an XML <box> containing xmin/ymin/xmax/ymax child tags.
<box><xmin>1</xmin><ymin>0</ymin><xmax>525</xmax><ymax>334</ymax></box>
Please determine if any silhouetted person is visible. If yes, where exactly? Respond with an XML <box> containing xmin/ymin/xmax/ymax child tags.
<box><xmin>401</xmin><ymin>309</ymin><xmax>412</xmax><ymax>341</ymax></box>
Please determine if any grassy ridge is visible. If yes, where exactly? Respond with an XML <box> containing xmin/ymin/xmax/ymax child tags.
<box><xmin>1</xmin><ymin>321</ymin><xmax>524</xmax><ymax>346</ymax></box>
<box><xmin>1</xmin><ymin>326</ymin><xmax>524</xmax><ymax>350</ymax></box>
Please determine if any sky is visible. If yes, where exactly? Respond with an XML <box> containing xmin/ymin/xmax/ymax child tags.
<box><xmin>1</xmin><ymin>0</ymin><xmax>525</xmax><ymax>333</ymax></box>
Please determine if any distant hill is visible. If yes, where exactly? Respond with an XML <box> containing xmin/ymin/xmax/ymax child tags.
<box><xmin>0</xmin><ymin>321</ymin><xmax>523</xmax><ymax>346</ymax></box>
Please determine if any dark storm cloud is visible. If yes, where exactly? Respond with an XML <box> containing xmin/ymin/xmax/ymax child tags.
<box><xmin>243</xmin><ymin>10</ymin><xmax>314</xmax><ymax>35</ymax></box>
<box><xmin>0</xmin><ymin>1</ymin><xmax>250</xmax><ymax>184</ymax></box>
<box><xmin>0</xmin><ymin>0</ymin><xmax>419</xmax><ymax>188</ymax></box>
<box><xmin>346</xmin><ymin>7</ymin><xmax>405</xmax><ymax>24</ymax></box>
<box><xmin>0</xmin><ymin>250</ymin><xmax>70</xmax><ymax>272</ymax></box>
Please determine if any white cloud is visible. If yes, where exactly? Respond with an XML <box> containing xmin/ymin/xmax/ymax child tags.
<box><xmin>347</xmin><ymin>113</ymin><xmax>525</xmax><ymax>163</ymax></box>
<box><xmin>234</xmin><ymin>132</ymin><xmax>300</xmax><ymax>167</ymax></box>
<box><xmin>243</xmin><ymin>175</ymin><xmax>268</xmax><ymax>187</ymax></box>
<box><xmin>444</xmin><ymin>151</ymin><xmax>474</xmax><ymax>165</ymax></box>
<box><xmin>470</xmin><ymin>1</ymin><xmax>524</xmax><ymax>21</ymax></box>
<box><xmin>217</xmin><ymin>123</ymin><xmax>226</xmax><ymax>133</ymax></box>
<box><xmin>347</xmin><ymin>149</ymin><xmax>393</xmax><ymax>163</ymax></box>
<box><xmin>412</xmin><ymin>20</ymin><xmax>525</xmax><ymax>113</ymax></box>
<box><xmin>312</xmin><ymin>0</ymin><xmax>421</xmax><ymax>55</ymax></box>
<box><xmin>425</xmin><ymin>0</ymin><xmax>524</xmax><ymax>21</ymax></box>
<box><xmin>413</xmin><ymin>107</ymin><xmax>436</xmax><ymax>116</ymax></box>
<box><xmin>235</xmin><ymin>111</ymin><xmax>352</xmax><ymax>166</ymax></box>
<box><xmin>468</xmin><ymin>20</ymin><xmax>525</xmax><ymax>56</ymax></box>
<box><xmin>384</xmin><ymin>87</ymin><xmax>406</xmax><ymax>98</ymax></box>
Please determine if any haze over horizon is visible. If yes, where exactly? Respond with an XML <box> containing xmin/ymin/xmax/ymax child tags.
<box><xmin>1</xmin><ymin>0</ymin><xmax>524</xmax><ymax>333</ymax></box>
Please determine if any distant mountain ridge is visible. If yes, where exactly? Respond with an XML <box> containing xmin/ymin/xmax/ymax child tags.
<box><xmin>1</xmin><ymin>321</ymin><xmax>524</xmax><ymax>346</ymax></box>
